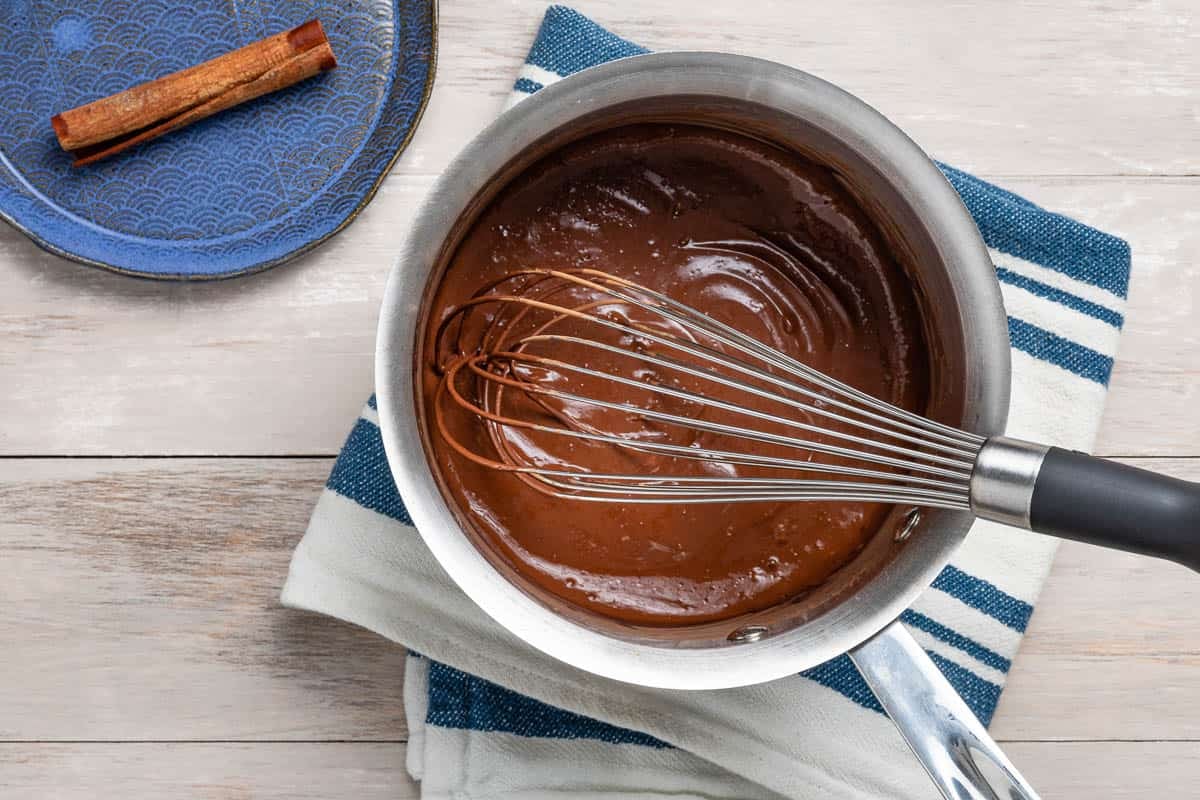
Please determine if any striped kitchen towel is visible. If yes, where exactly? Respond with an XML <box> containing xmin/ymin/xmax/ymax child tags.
<box><xmin>282</xmin><ymin>6</ymin><xmax>1132</xmax><ymax>799</ymax></box>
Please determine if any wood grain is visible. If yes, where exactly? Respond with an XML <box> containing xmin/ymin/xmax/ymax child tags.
<box><xmin>422</xmin><ymin>0</ymin><xmax>1200</xmax><ymax>178</ymax></box>
<box><xmin>0</xmin><ymin>458</ymin><xmax>407</xmax><ymax>741</ymax></box>
<box><xmin>2</xmin><ymin>457</ymin><xmax>1197</xmax><ymax>744</ymax></box>
<box><xmin>1003</xmin><ymin>742</ymin><xmax>1200</xmax><ymax>799</ymax></box>
<box><xmin>992</xmin><ymin>536</ymin><xmax>1200</xmax><ymax>741</ymax></box>
<box><xmin>0</xmin><ymin>743</ymin><xmax>417</xmax><ymax>799</ymax></box>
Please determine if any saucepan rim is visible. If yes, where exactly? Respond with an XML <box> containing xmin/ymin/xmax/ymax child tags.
<box><xmin>375</xmin><ymin>51</ymin><xmax>1010</xmax><ymax>689</ymax></box>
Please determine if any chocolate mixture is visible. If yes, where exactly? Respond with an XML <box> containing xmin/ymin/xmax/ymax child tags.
<box><xmin>421</xmin><ymin>124</ymin><xmax>930</xmax><ymax>626</ymax></box>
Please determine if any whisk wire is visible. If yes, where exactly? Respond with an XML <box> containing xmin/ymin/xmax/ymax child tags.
<box><xmin>434</xmin><ymin>268</ymin><xmax>982</xmax><ymax>507</ymax></box>
<box><xmin>567</xmin><ymin>269</ymin><xmax>982</xmax><ymax>448</ymax></box>
<box><xmin>512</xmin><ymin>334</ymin><xmax>979</xmax><ymax>461</ymax></box>
<box><xmin>480</xmin><ymin>350</ymin><xmax>975</xmax><ymax>478</ymax></box>
<box><xmin>437</xmin><ymin>370</ymin><xmax>973</xmax><ymax>496</ymax></box>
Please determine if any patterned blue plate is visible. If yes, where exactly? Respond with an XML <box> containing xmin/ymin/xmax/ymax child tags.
<box><xmin>0</xmin><ymin>0</ymin><xmax>436</xmax><ymax>279</ymax></box>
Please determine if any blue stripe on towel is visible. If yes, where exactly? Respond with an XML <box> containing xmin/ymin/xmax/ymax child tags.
<box><xmin>802</xmin><ymin>650</ymin><xmax>1002</xmax><ymax>725</ymax></box>
<box><xmin>367</xmin><ymin>394</ymin><xmax>378</xmax><ymax>410</ymax></box>
<box><xmin>327</xmin><ymin>418</ymin><xmax>413</xmax><ymax>525</ymax></box>
<box><xmin>900</xmin><ymin>610</ymin><xmax>1012</xmax><ymax>673</ymax></box>
<box><xmin>526</xmin><ymin>6</ymin><xmax>648</xmax><ymax>78</ymax></box>
<box><xmin>938</xmin><ymin>164</ymin><xmax>1131</xmax><ymax>298</ymax></box>
<box><xmin>927</xmin><ymin>652</ymin><xmax>1003</xmax><ymax>726</ymax></box>
<box><xmin>802</xmin><ymin>654</ymin><xmax>885</xmax><ymax>713</ymax></box>
<box><xmin>995</xmin><ymin>267</ymin><xmax>1124</xmax><ymax>328</ymax></box>
<box><xmin>513</xmin><ymin>76</ymin><xmax>544</xmax><ymax>94</ymax></box>
<box><xmin>1008</xmin><ymin>317</ymin><xmax>1114</xmax><ymax>385</ymax></box>
<box><xmin>932</xmin><ymin>565</ymin><xmax>1034</xmax><ymax>632</ymax></box>
<box><xmin>426</xmin><ymin>646</ymin><xmax>1003</xmax><ymax>743</ymax></box>
<box><xmin>428</xmin><ymin>661</ymin><xmax>670</xmax><ymax>748</ymax></box>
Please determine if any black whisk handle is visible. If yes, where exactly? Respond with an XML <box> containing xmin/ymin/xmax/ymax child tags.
<box><xmin>971</xmin><ymin>436</ymin><xmax>1200</xmax><ymax>571</ymax></box>
<box><xmin>1028</xmin><ymin>447</ymin><xmax>1200</xmax><ymax>572</ymax></box>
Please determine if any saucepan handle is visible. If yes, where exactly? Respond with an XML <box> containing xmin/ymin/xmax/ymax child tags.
<box><xmin>972</xmin><ymin>436</ymin><xmax>1200</xmax><ymax>571</ymax></box>
<box><xmin>848</xmin><ymin>621</ymin><xmax>1040</xmax><ymax>800</ymax></box>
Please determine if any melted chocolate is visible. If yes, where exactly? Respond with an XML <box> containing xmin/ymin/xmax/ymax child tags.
<box><xmin>421</xmin><ymin>124</ymin><xmax>930</xmax><ymax>626</ymax></box>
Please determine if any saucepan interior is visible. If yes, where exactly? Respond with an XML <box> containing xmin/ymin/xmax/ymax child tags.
<box><xmin>376</xmin><ymin>52</ymin><xmax>1010</xmax><ymax>689</ymax></box>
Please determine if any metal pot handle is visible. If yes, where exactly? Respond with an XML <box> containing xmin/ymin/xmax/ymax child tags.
<box><xmin>848</xmin><ymin>621</ymin><xmax>1040</xmax><ymax>800</ymax></box>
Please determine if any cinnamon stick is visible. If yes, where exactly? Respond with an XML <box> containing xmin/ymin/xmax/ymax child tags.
<box><xmin>51</xmin><ymin>19</ymin><xmax>337</xmax><ymax>167</ymax></box>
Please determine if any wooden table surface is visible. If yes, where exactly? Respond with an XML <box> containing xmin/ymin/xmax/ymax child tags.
<box><xmin>3</xmin><ymin>1</ymin><xmax>1199</xmax><ymax>796</ymax></box>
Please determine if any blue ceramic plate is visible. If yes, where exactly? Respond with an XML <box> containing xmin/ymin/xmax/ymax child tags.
<box><xmin>0</xmin><ymin>0</ymin><xmax>435</xmax><ymax>279</ymax></box>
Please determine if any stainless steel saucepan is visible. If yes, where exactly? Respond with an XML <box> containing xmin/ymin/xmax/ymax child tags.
<box><xmin>377</xmin><ymin>52</ymin><xmax>1105</xmax><ymax>799</ymax></box>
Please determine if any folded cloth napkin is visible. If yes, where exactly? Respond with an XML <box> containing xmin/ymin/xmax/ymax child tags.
<box><xmin>282</xmin><ymin>6</ymin><xmax>1133</xmax><ymax>798</ymax></box>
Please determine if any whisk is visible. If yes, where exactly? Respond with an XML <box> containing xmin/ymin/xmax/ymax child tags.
<box><xmin>433</xmin><ymin>267</ymin><xmax>1200</xmax><ymax>571</ymax></box>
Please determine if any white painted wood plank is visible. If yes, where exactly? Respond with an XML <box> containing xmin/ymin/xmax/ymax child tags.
<box><xmin>997</xmin><ymin>650</ymin><xmax>1200</xmax><ymax>740</ymax></box>
<box><xmin>3</xmin><ymin>457</ymin><xmax>1198</xmax><ymax>743</ymax></box>
<box><xmin>408</xmin><ymin>0</ymin><xmax>1200</xmax><ymax>178</ymax></box>
<box><xmin>0</xmin><ymin>744</ymin><xmax>417</xmax><ymax>800</ymax></box>
<box><xmin>1013</xmin><ymin>544</ymin><xmax>1200</xmax><ymax>659</ymax></box>
<box><xmin>0</xmin><ymin>459</ymin><xmax>407</xmax><ymax>741</ymax></box>
<box><xmin>1003</xmin><ymin>742</ymin><xmax>1200</xmax><ymax>800</ymax></box>
<box><xmin>992</xmin><ymin>542</ymin><xmax>1200</xmax><ymax>740</ymax></box>
<box><xmin>2</xmin><ymin>177</ymin><xmax>1196</xmax><ymax>456</ymax></box>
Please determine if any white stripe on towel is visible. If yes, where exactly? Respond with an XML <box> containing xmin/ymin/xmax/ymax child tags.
<box><xmin>1000</xmin><ymin>282</ymin><xmax>1122</xmax><ymax>357</ymax></box>
<box><xmin>990</xmin><ymin>250</ymin><xmax>1126</xmax><ymax>314</ymax></box>
<box><xmin>911</xmin><ymin>588</ymin><xmax>1024</xmax><ymax>654</ymax></box>
<box><xmin>520</xmin><ymin>63</ymin><xmax>565</xmax><ymax>87</ymax></box>
<box><xmin>405</xmin><ymin>655</ymin><xmax>430</xmax><ymax>781</ymax></box>
<box><xmin>906</xmin><ymin>626</ymin><xmax>1008</xmax><ymax>685</ymax></box>
<box><xmin>361</xmin><ymin>403</ymin><xmax>380</xmax><ymax>427</ymax></box>
<box><xmin>504</xmin><ymin>64</ymin><xmax>565</xmax><ymax>110</ymax></box>
<box><xmin>1006</xmin><ymin>350</ymin><xmax>1110</xmax><ymax>448</ymax></box>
